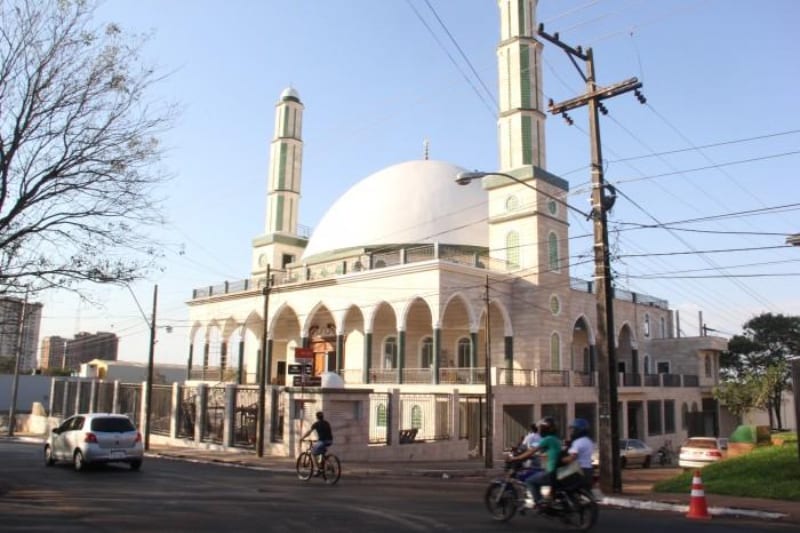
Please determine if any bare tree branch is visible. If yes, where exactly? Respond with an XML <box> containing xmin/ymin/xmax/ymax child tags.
<box><xmin>0</xmin><ymin>0</ymin><xmax>177</xmax><ymax>297</ymax></box>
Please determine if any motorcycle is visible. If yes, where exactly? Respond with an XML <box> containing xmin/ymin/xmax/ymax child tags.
<box><xmin>656</xmin><ymin>442</ymin><xmax>674</xmax><ymax>466</ymax></box>
<box><xmin>484</xmin><ymin>459</ymin><xmax>598</xmax><ymax>531</ymax></box>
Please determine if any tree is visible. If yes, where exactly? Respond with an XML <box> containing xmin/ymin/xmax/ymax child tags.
<box><xmin>0</xmin><ymin>0</ymin><xmax>176</xmax><ymax>298</ymax></box>
<box><xmin>719</xmin><ymin>313</ymin><xmax>800</xmax><ymax>429</ymax></box>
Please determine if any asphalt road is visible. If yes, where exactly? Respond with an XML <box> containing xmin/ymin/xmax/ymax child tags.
<box><xmin>0</xmin><ymin>441</ymin><xmax>794</xmax><ymax>532</ymax></box>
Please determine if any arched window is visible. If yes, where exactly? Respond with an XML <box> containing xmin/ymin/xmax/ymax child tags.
<box><xmin>457</xmin><ymin>338</ymin><xmax>471</xmax><ymax>367</ymax></box>
<box><xmin>644</xmin><ymin>314</ymin><xmax>651</xmax><ymax>337</ymax></box>
<box><xmin>377</xmin><ymin>404</ymin><xmax>387</xmax><ymax>427</ymax></box>
<box><xmin>550</xmin><ymin>333</ymin><xmax>561</xmax><ymax>369</ymax></box>
<box><xmin>506</xmin><ymin>231</ymin><xmax>520</xmax><ymax>270</ymax></box>
<box><xmin>548</xmin><ymin>232</ymin><xmax>559</xmax><ymax>271</ymax></box>
<box><xmin>704</xmin><ymin>355</ymin><xmax>712</xmax><ymax>377</ymax></box>
<box><xmin>411</xmin><ymin>405</ymin><xmax>423</xmax><ymax>429</ymax></box>
<box><xmin>505</xmin><ymin>195</ymin><xmax>519</xmax><ymax>212</ymax></box>
<box><xmin>583</xmin><ymin>347</ymin><xmax>590</xmax><ymax>372</ymax></box>
<box><xmin>421</xmin><ymin>337</ymin><xmax>433</xmax><ymax>368</ymax></box>
<box><xmin>383</xmin><ymin>336</ymin><xmax>397</xmax><ymax>369</ymax></box>
<box><xmin>660</xmin><ymin>317</ymin><xmax>667</xmax><ymax>338</ymax></box>
<box><xmin>643</xmin><ymin>355</ymin><xmax>651</xmax><ymax>374</ymax></box>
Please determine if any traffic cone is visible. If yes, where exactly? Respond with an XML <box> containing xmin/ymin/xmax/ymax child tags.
<box><xmin>686</xmin><ymin>470</ymin><xmax>711</xmax><ymax>520</ymax></box>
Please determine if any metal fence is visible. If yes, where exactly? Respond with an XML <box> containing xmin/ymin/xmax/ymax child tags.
<box><xmin>96</xmin><ymin>381</ymin><xmax>115</xmax><ymax>413</ymax></box>
<box><xmin>202</xmin><ymin>386</ymin><xmax>226</xmax><ymax>443</ymax></box>
<box><xmin>149</xmin><ymin>385</ymin><xmax>173</xmax><ymax>436</ymax></box>
<box><xmin>369</xmin><ymin>392</ymin><xmax>390</xmax><ymax>444</ymax></box>
<box><xmin>177</xmin><ymin>386</ymin><xmax>196</xmax><ymax>438</ymax></box>
<box><xmin>459</xmin><ymin>395</ymin><xmax>484</xmax><ymax>457</ymax></box>
<box><xmin>232</xmin><ymin>386</ymin><xmax>259</xmax><ymax>448</ymax></box>
<box><xmin>398</xmin><ymin>393</ymin><xmax>451</xmax><ymax>441</ymax></box>
<box><xmin>118</xmin><ymin>383</ymin><xmax>141</xmax><ymax>425</ymax></box>
<box><xmin>51</xmin><ymin>380</ymin><xmax>66</xmax><ymax>417</ymax></box>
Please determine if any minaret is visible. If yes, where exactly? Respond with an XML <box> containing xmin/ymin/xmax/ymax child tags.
<box><xmin>252</xmin><ymin>87</ymin><xmax>308</xmax><ymax>275</ymax></box>
<box><xmin>496</xmin><ymin>0</ymin><xmax>546</xmax><ymax>170</ymax></box>
<box><xmin>266</xmin><ymin>87</ymin><xmax>304</xmax><ymax>235</ymax></box>
<box><xmin>484</xmin><ymin>0</ymin><xmax>568</xmax><ymax>283</ymax></box>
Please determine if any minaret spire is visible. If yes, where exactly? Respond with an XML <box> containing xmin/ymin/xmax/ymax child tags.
<box><xmin>496</xmin><ymin>0</ymin><xmax>546</xmax><ymax>171</ymax></box>
<box><xmin>265</xmin><ymin>87</ymin><xmax>304</xmax><ymax>235</ymax></box>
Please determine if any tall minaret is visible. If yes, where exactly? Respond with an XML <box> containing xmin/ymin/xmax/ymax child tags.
<box><xmin>485</xmin><ymin>0</ymin><xmax>568</xmax><ymax>284</ymax></box>
<box><xmin>266</xmin><ymin>87</ymin><xmax>304</xmax><ymax>234</ymax></box>
<box><xmin>252</xmin><ymin>87</ymin><xmax>308</xmax><ymax>275</ymax></box>
<box><xmin>496</xmin><ymin>0</ymin><xmax>546</xmax><ymax>171</ymax></box>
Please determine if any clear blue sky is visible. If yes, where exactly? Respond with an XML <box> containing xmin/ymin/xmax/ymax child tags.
<box><xmin>38</xmin><ymin>0</ymin><xmax>800</xmax><ymax>365</ymax></box>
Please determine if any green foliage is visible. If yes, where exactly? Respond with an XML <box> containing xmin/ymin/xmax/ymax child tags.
<box><xmin>718</xmin><ymin>313</ymin><xmax>800</xmax><ymax>428</ymax></box>
<box><xmin>654</xmin><ymin>442</ymin><xmax>800</xmax><ymax>501</ymax></box>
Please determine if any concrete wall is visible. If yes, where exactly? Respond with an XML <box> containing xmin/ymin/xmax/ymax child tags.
<box><xmin>0</xmin><ymin>374</ymin><xmax>52</xmax><ymax>412</ymax></box>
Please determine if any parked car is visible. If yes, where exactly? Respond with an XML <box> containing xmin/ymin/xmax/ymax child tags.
<box><xmin>591</xmin><ymin>438</ymin><xmax>654</xmax><ymax>468</ymax></box>
<box><xmin>44</xmin><ymin>413</ymin><xmax>143</xmax><ymax>471</ymax></box>
<box><xmin>678</xmin><ymin>437</ymin><xmax>726</xmax><ymax>469</ymax></box>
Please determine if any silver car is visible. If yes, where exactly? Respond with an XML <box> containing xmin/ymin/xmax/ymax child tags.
<box><xmin>44</xmin><ymin>413</ymin><xmax>144</xmax><ymax>471</ymax></box>
<box><xmin>591</xmin><ymin>438</ymin><xmax>654</xmax><ymax>468</ymax></box>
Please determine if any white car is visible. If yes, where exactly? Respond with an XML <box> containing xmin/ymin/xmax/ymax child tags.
<box><xmin>678</xmin><ymin>437</ymin><xmax>726</xmax><ymax>469</ymax></box>
<box><xmin>44</xmin><ymin>413</ymin><xmax>144</xmax><ymax>471</ymax></box>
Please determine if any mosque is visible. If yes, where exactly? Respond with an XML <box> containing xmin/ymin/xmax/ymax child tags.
<box><xmin>186</xmin><ymin>0</ymin><xmax>726</xmax><ymax>455</ymax></box>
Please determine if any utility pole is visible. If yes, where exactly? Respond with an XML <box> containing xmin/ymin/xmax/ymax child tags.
<box><xmin>484</xmin><ymin>276</ymin><xmax>493</xmax><ymax>468</ymax></box>
<box><xmin>538</xmin><ymin>24</ymin><xmax>645</xmax><ymax>494</ymax></box>
<box><xmin>144</xmin><ymin>284</ymin><xmax>158</xmax><ymax>450</ymax></box>
<box><xmin>7</xmin><ymin>289</ymin><xmax>29</xmax><ymax>437</ymax></box>
<box><xmin>256</xmin><ymin>264</ymin><xmax>272</xmax><ymax>457</ymax></box>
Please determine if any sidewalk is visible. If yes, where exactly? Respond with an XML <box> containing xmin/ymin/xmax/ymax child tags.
<box><xmin>5</xmin><ymin>434</ymin><xmax>798</xmax><ymax>524</ymax></box>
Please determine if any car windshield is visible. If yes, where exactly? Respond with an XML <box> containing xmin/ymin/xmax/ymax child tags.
<box><xmin>91</xmin><ymin>417</ymin><xmax>135</xmax><ymax>433</ymax></box>
<box><xmin>685</xmin><ymin>439</ymin><xmax>717</xmax><ymax>449</ymax></box>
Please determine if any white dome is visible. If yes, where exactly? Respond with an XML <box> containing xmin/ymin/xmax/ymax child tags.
<box><xmin>280</xmin><ymin>87</ymin><xmax>300</xmax><ymax>101</ymax></box>
<box><xmin>320</xmin><ymin>372</ymin><xmax>345</xmax><ymax>389</ymax></box>
<box><xmin>302</xmin><ymin>160</ymin><xmax>488</xmax><ymax>260</ymax></box>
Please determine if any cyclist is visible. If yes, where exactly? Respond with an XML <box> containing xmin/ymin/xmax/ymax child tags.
<box><xmin>300</xmin><ymin>411</ymin><xmax>333</xmax><ymax>473</ymax></box>
<box><xmin>562</xmin><ymin>418</ymin><xmax>594</xmax><ymax>489</ymax></box>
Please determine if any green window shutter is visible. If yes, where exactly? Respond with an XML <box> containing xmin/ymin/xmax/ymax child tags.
<box><xmin>521</xmin><ymin>116</ymin><xmax>533</xmax><ymax>165</ymax></box>
<box><xmin>275</xmin><ymin>196</ymin><xmax>284</xmax><ymax>231</ymax></box>
<box><xmin>520</xmin><ymin>45</ymin><xmax>531</xmax><ymax>108</ymax></box>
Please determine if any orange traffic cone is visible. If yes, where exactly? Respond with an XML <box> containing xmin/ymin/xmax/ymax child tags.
<box><xmin>686</xmin><ymin>470</ymin><xmax>711</xmax><ymax>520</ymax></box>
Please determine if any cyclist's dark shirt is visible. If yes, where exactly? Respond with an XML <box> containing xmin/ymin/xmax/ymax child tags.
<box><xmin>311</xmin><ymin>420</ymin><xmax>333</xmax><ymax>442</ymax></box>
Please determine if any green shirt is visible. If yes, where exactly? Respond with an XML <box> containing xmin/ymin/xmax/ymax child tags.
<box><xmin>538</xmin><ymin>435</ymin><xmax>563</xmax><ymax>472</ymax></box>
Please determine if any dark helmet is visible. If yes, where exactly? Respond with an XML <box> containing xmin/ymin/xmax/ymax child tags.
<box><xmin>570</xmin><ymin>418</ymin><xmax>590</xmax><ymax>434</ymax></box>
<box><xmin>537</xmin><ymin>416</ymin><xmax>557</xmax><ymax>435</ymax></box>
<box><xmin>315</xmin><ymin>411</ymin><xmax>324</xmax><ymax>420</ymax></box>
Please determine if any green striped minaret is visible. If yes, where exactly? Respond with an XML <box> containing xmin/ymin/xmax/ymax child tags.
<box><xmin>496</xmin><ymin>0</ymin><xmax>546</xmax><ymax>171</ymax></box>
<box><xmin>265</xmin><ymin>87</ymin><xmax>304</xmax><ymax>235</ymax></box>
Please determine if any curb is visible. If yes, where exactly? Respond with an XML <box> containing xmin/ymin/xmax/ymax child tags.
<box><xmin>601</xmin><ymin>496</ymin><xmax>788</xmax><ymax>521</ymax></box>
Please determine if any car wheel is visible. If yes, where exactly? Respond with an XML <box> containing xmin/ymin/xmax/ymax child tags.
<box><xmin>130</xmin><ymin>460</ymin><xmax>142</xmax><ymax>471</ymax></box>
<box><xmin>44</xmin><ymin>445</ymin><xmax>55</xmax><ymax>466</ymax></box>
<box><xmin>620</xmin><ymin>456</ymin><xmax>627</xmax><ymax>469</ymax></box>
<box><xmin>73</xmin><ymin>450</ymin><xmax>85</xmax><ymax>472</ymax></box>
<box><xmin>643</xmin><ymin>455</ymin><xmax>651</xmax><ymax>468</ymax></box>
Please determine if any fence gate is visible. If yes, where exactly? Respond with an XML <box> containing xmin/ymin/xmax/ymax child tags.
<box><xmin>202</xmin><ymin>387</ymin><xmax>226</xmax><ymax>443</ymax></box>
<box><xmin>177</xmin><ymin>386</ymin><xmax>196</xmax><ymax>438</ymax></box>
<box><xmin>459</xmin><ymin>395</ymin><xmax>484</xmax><ymax>458</ymax></box>
<box><xmin>118</xmin><ymin>384</ymin><xmax>141</xmax><ymax>426</ymax></box>
<box><xmin>233</xmin><ymin>387</ymin><xmax>259</xmax><ymax>448</ymax></box>
<box><xmin>149</xmin><ymin>385</ymin><xmax>173</xmax><ymax>436</ymax></box>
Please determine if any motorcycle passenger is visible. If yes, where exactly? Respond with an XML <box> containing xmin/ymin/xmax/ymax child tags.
<box><xmin>562</xmin><ymin>418</ymin><xmax>594</xmax><ymax>489</ymax></box>
<box><xmin>511</xmin><ymin>417</ymin><xmax>562</xmax><ymax>507</ymax></box>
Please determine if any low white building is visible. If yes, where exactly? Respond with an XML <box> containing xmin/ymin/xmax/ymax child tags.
<box><xmin>79</xmin><ymin>359</ymin><xmax>186</xmax><ymax>385</ymax></box>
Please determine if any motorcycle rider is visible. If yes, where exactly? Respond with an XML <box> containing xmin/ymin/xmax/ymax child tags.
<box><xmin>510</xmin><ymin>416</ymin><xmax>562</xmax><ymax>507</ymax></box>
<box><xmin>561</xmin><ymin>418</ymin><xmax>595</xmax><ymax>489</ymax></box>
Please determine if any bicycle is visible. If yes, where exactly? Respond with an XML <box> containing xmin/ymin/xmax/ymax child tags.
<box><xmin>296</xmin><ymin>439</ymin><xmax>341</xmax><ymax>485</ymax></box>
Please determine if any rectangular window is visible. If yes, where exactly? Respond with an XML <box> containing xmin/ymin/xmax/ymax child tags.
<box><xmin>656</xmin><ymin>361</ymin><xmax>670</xmax><ymax>374</ymax></box>
<box><xmin>520</xmin><ymin>46</ymin><xmax>531</xmax><ymax>108</ymax></box>
<box><xmin>521</xmin><ymin>116</ymin><xmax>533</xmax><ymax>165</ymax></box>
<box><xmin>647</xmin><ymin>400</ymin><xmax>662</xmax><ymax>436</ymax></box>
<box><xmin>664</xmin><ymin>400</ymin><xmax>675</xmax><ymax>434</ymax></box>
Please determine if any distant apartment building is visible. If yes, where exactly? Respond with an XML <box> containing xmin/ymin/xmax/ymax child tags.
<box><xmin>0</xmin><ymin>296</ymin><xmax>43</xmax><ymax>373</ymax></box>
<box><xmin>39</xmin><ymin>335</ymin><xmax>69</xmax><ymax>369</ymax></box>
<box><xmin>63</xmin><ymin>332</ymin><xmax>118</xmax><ymax>371</ymax></box>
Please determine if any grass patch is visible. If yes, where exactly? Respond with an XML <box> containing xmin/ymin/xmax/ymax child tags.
<box><xmin>654</xmin><ymin>442</ymin><xmax>800</xmax><ymax>501</ymax></box>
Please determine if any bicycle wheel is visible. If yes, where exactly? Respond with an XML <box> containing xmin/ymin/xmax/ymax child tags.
<box><xmin>296</xmin><ymin>451</ymin><xmax>314</xmax><ymax>481</ymax></box>
<box><xmin>321</xmin><ymin>453</ymin><xmax>341</xmax><ymax>485</ymax></box>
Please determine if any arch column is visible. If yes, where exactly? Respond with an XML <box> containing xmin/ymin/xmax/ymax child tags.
<box><xmin>397</xmin><ymin>330</ymin><xmax>406</xmax><ymax>384</ymax></box>
<box><xmin>432</xmin><ymin>328</ymin><xmax>441</xmax><ymax>385</ymax></box>
<box><xmin>335</xmin><ymin>334</ymin><xmax>344</xmax><ymax>372</ymax></box>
